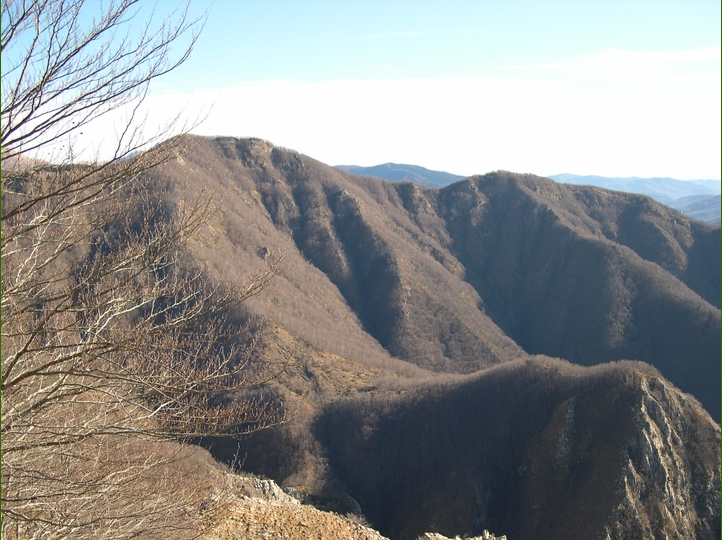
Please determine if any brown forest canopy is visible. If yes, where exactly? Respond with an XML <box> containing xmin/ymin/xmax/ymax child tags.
<box><xmin>145</xmin><ymin>135</ymin><xmax>720</xmax><ymax>420</ymax></box>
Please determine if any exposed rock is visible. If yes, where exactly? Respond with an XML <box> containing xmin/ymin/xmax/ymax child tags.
<box><xmin>203</xmin><ymin>473</ymin><xmax>389</xmax><ymax>540</ymax></box>
<box><xmin>418</xmin><ymin>530</ymin><xmax>506</xmax><ymax>540</ymax></box>
<box><xmin>605</xmin><ymin>376</ymin><xmax>720</xmax><ymax>540</ymax></box>
<box><xmin>517</xmin><ymin>368</ymin><xmax>720</xmax><ymax>540</ymax></box>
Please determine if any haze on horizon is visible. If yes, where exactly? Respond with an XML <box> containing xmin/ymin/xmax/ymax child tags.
<box><xmin>27</xmin><ymin>0</ymin><xmax>722</xmax><ymax>180</ymax></box>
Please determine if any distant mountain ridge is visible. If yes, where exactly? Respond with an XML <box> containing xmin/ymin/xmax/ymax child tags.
<box><xmin>549</xmin><ymin>173</ymin><xmax>721</xmax><ymax>203</ymax></box>
<box><xmin>670</xmin><ymin>194</ymin><xmax>721</xmax><ymax>225</ymax></box>
<box><xmin>335</xmin><ymin>165</ymin><xmax>721</xmax><ymax>224</ymax></box>
<box><xmin>550</xmin><ymin>173</ymin><xmax>721</xmax><ymax>224</ymax></box>
<box><xmin>335</xmin><ymin>163</ymin><xmax>464</xmax><ymax>187</ymax></box>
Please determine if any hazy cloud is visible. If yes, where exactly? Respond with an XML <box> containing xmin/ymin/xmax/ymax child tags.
<box><xmin>503</xmin><ymin>46</ymin><xmax>721</xmax><ymax>81</ymax></box>
<box><xmin>65</xmin><ymin>70</ymin><xmax>720</xmax><ymax>179</ymax></box>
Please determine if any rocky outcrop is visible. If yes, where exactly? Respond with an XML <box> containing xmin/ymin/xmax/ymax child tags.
<box><xmin>516</xmin><ymin>368</ymin><xmax>720</xmax><ymax>540</ymax></box>
<box><xmin>203</xmin><ymin>473</ymin><xmax>389</xmax><ymax>540</ymax></box>
<box><xmin>606</xmin><ymin>376</ymin><xmax>720</xmax><ymax>540</ymax></box>
<box><xmin>418</xmin><ymin>531</ymin><xmax>506</xmax><ymax>540</ymax></box>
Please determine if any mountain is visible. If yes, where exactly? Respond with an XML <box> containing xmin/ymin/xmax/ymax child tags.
<box><xmin>335</xmin><ymin>163</ymin><xmax>464</xmax><ymax>187</ymax></box>
<box><xmin>334</xmin><ymin>167</ymin><xmax>721</xmax><ymax>224</ymax></box>
<box><xmin>316</xmin><ymin>357</ymin><xmax>720</xmax><ymax>540</ymax></box>
<box><xmin>550</xmin><ymin>174</ymin><xmax>721</xmax><ymax>224</ymax></box>
<box><xmin>149</xmin><ymin>138</ymin><xmax>720</xmax><ymax>413</ymax></box>
<box><xmin>549</xmin><ymin>173</ymin><xmax>721</xmax><ymax>204</ymax></box>
<box><xmin>669</xmin><ymin>194</ymin><xmax>721</xmax><ymax>225</ymax></box>
<box><xmin>138</xmin><ymin>137</ymin><xmax>719</xmax><ymax>540</ymax></box>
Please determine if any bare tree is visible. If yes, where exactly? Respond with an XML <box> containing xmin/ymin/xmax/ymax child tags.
<box><xmin>1</xmin><ymin>1</ymin><xmax>284</xmax><ymax>537</ymax></box>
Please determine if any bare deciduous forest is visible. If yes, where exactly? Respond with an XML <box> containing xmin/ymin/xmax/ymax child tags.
<box><xmin>2</xmin><ymin>2</ymin><xmax>719</xmax><ymax>540</ymax></box>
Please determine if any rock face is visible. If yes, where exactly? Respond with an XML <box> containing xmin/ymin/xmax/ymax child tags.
<box><xmin>516</xmin><ymin>369</ymin><xmax>720</xmax><ymax>540</ymax></box>
<box><xmin>606</xmin><ymin>377</ymin><xmax>720</xmax><ymax>540</ymax></box>
<box><xmin>419</xmin><ymin>531</ymin><xmax>505</xmax><ymax>540</ymax></box>
<box><xmin>202</xmin><ymin>472</ymin><xmax>510</xmax><ymax>540</ymax></box>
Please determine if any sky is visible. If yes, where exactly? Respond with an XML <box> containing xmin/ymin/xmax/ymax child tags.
<box><xmin>38</xmin><ymin>1</ymin><xmax>722</xmax><ymax>179</ymax></box>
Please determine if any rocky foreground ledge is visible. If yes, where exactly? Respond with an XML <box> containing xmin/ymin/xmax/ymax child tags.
<box><xmin>201</xmin><ymin>474</ymin><xmax>385</xmax><ymax>539</ymax></box>
<box><xmin>201</xmin><ymin>473</ymin><xmax>505</xmax><ymax>540</ymax></box>
<box><xmin>420</xmin><ymin>531</ymin><xmax>506</xmax><ymax>540</ymax></box>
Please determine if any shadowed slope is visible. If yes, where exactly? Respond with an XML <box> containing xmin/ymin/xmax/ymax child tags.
<box><xmin>316</xmin><ymin>357</ymin><xmax>720</xmax><ymax>540</ymax></box>
<box><xmin>152</xmin><ymin>137</ymin><xmax>523</xmax><ymax>374</ymax></box>
<box><xmin>433</xmin><ymin>172</ymin><xmax>720</xmax><ymax>416</ymax></box>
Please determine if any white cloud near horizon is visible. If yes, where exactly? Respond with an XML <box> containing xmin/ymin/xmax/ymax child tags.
<box><xmin>503</xmin><ymin>46</ymin><xmax>721</xmax><ymax>83</ymax></box>
<box><xmin>61</xmin><ymin>48</ymin><xmax>720</xmax><ymax>180</ymax></box>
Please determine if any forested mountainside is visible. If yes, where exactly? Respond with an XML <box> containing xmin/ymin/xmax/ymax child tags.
<box><xmin>146</xmin><ymin>136</ymin><xmax>719</xmax><ymax>416</ymax></box>
<box><xmin>139</xmin><ymin>136</ymin><xmax>719</xmax><ymax>540</ymax></box>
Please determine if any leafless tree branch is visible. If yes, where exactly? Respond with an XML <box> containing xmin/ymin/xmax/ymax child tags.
<box><xmin>1</xmin><ymin>1</ymin><xmax>286</xmax><ymax>537</ymax></box>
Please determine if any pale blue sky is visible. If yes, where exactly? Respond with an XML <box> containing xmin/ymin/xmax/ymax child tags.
<box><xmin>157</xmin><ymin>1</ymin><xmax>719</xmax><ymax>86</ymax></box>
<box><xmin>91</xmin><ymin>1</ymin><xmax>722</xmax><ymax>178</ymax></box>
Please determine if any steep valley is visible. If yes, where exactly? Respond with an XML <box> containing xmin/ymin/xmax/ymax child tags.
<box><xmin>142</xmin><ymin>136</ymin><xmax>719</xmax><ymax>539</ymax></box>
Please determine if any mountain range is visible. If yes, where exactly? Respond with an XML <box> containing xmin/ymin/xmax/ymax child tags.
<box><xmin>335</xmin><ymin>163</ymin><xmax>465</xmax><ymax>187</ymax></box>
<box><xmin>338</xmin><ymin>164</ymin><xmax>721</xmax><ymax>225</ymax></box>
<box><xmin>551</xmin><ymin>174</ymin><xmax>721</xmax><ymax>225</ymax></box>
<box><xmin>139</xmin><ymin>136</ymin><xmax>719</xmax><ymax>540</ymax></box>
<box><xmin>549</xmin><ymin>174</ymin><xmax>721</xmax><ymax>204</ymax></box>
